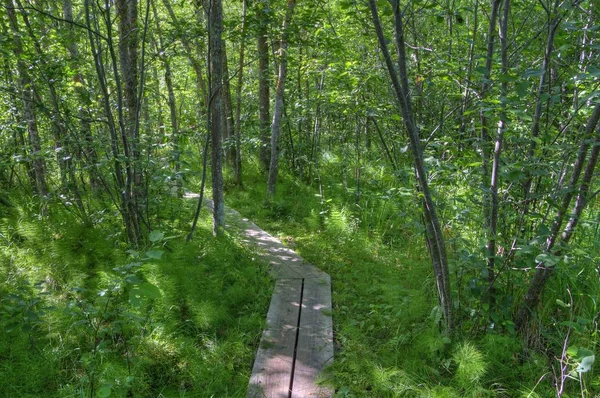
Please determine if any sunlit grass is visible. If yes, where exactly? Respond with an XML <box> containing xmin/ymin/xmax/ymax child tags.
<box><xmin>225</xmin><ymin>157</ymin><xmax>569</xmax><ymax>396</ymax></box>
<box><xmin>0</xmin><ymin>196</ymin><xmax>272</xmax><ymax>397</ymax></box>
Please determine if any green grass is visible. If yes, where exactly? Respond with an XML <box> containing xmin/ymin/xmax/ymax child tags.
<box><xmin>0</xmin><ymin>197</ymin><xmax>272</xmax><ymax>397</ymax></box>
<box><xmin>224</xmin><ymin>160</ymin><xmax>579</xmax><ymax>397</ymax></box>
<box><xmin>1</xmin><ymin>155</ymin><xmax>598</xmax><ymax>397</ymax></box>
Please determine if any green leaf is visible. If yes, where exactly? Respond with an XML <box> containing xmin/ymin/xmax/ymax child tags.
<box><xmin>518</xmin><ymin>244</ymin><xmax>536</xmax><ymax>254</ymax></box>
<box><xmin>145</xmin><ymin>250</ymin><xmax>163</xmax><ymax>259</ymax></box>
<box><xmin>98</xmin><ymin>383</ymin><xmax>112</xmax><ymax>398</ymax></box>
<box><xmin>129</xmin><ymin>291</ymin><xmax>142</xmax><ymax>307</ymax></box>
<box><xmin>124</xmin><ymin>274</ymin><xmax>142</xmax><ymax>285</ymax></box>
<box><xmin>149</xmin><ymin>230</ymin><xmax>164</xmax><ymax>243</ymax></box>
<box><xmin>555</xmin><ymin>299</ymin><xmax>570</xmax><ymax>308</ymax></box>
<box><xmin>505</xmin><ymin>169</ymin><xmax>526</xmax><ymax>182</ymax></box>
<box><xmin>588</xmin><ymin>66</ymin><xmax>600</xmax><ymax>78</ymax></box>
<box><xmin>535</xmin><ymin>253</ymin><xmax>560</xmax><ymax>267</ymax></box>
<box><xmin>138</xmin><ymin>282</ymin><xmax>161</xmax><ymax>299</ymax></box>
<box><xmin>524</xmin><ymin>69</ymin><xmax>544</xmax><ymax>78</ymax></box>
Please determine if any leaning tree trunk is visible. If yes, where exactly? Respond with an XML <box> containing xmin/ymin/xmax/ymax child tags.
<box><xmin>369</xmin><ymin>0</ymin><xmax>454</xmax><ymax>333</ymax></box>
<box><xmin>515</xmin><ymin>103</ymin><xmax>600</xmax><ymax>332</ymax></box>
<box><xmin>266</xmin><ymin>0</ymin><xmax>297</xmax><ymax>199</ymax></box>
<box><xmin>520</xmin><ymin>0</ymin><xmax>561</xmax><ymax>231</ymax></box>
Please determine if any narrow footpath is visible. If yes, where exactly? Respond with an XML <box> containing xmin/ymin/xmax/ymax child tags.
<box><xmin>201</xmin><ymin>198</ymin><xmax>334</xmax><ymax>398</ymax></box>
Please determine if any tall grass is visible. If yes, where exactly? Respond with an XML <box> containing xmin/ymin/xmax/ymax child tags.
<box><xmin>0</xmin><ymin>196</ymin><xmax>272</xmax><ymax>397</ymax></box>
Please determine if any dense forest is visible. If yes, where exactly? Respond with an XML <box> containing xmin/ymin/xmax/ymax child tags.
<box><xmin>0</xmin><ymin>0</ymin><xmax>599</xmax><ymax>396</ymax></box>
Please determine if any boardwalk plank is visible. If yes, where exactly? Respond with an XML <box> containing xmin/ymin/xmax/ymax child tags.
<box><xmin>197</xmin><ymin>197</ymin><xmax>333</xmax><ymax>397</ymax></box>
<box><xmin>292</xmin><ymin>276</ymin><xmax>334</xmax><ymax>397</ymax></box>
<box><xmin>247</xmin><ymin>278</ymin><xmax>302</xmax><ymax>398</ymax></box>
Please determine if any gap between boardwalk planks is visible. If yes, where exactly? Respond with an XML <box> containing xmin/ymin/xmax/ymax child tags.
<box><xmin>195</xmin><ymin>197</ymin><xmax>333</xmax><ymax>397</ymax></box>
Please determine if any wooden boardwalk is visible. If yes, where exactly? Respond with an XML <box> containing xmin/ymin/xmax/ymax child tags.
<box><xmin>201</xmin><ymin>198</ymin><xmax>333</xmax><ymax>398</ymax></box>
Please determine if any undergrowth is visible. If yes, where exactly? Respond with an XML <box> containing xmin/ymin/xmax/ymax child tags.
<box><xmin>226</xmin><ymin>158</ymin><xmax>597</xmax><ymax>397</ymax></box>
<box><xmin>0</xmin><ymin>195</ymin><xmax>272</xmax><ymax>397</ymax></box>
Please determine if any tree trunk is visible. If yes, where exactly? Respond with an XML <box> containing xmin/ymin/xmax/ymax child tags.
<box><xmin>369</xmin><ymin>0</ymin><xmax>454</xmax><ymax>333</ymax></box>
<box><xmin>152</xmin><ymin>0</ymin><xmax>181</xmax><ymax>196</ymax></box>
<box><xmin>162</xmin><ymin>0</ymin><xmax>208</xmax><ymax>113</ymax></box>
<box><xmin>208</xmin><ymin>0</ymin><xmax>225</xmax><ymax>235</ymax></box>
<box><xmin>17</xmin><ymin>0</ymin><xmax>88</xmax><ymax>220</ymax></box>
<box><xmin>515</xmin><ymin>103</ymin><xmax>600</xmax><ymax>332</ymax></box>
<box><xmin>520</xmin><ymin>0</ymin><xmax>561</xmax><ymax>231</ymax></box>
<box><xmin>485</xmin><ymin>0</ymin><xmax>509</xmax><ymax>293</ymax></box>
<box><xmin>266</xmin><ymin>0</ymin><xmax>296</xmax><ymax>199</ymax></box>
<box><xmin>5</xmin><ymin>0</ymin><xmax>48</xmax><ymax>197</ymax></box>
<box><xmin>86</xmin><ymin>0</ymin><xmax>141</xmax><ymax>246</ymax></box>
<box><xmin>233</xmin><ymin>0</ymin><xmax>247</xmax><ymax>187</ymax></box>
<box><xmin>257</xmin><ymin>13</ymin><xmax>271</xmax><ymax>172</ymax></box>
<box><xmin>221</xmin><ymin>46</ymin><xmax>236</xmax><ymax>168</ymax></box>
<box><xmin>63</xmin><ymin>0</ymin><xmax>101</xmax><ymax>191</ymax></box>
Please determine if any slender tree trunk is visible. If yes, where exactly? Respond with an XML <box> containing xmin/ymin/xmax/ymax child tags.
<box><xmin>233</xmin><ymin>0</ymin><xmax>247</xmax><ymax>187</ymax></box>
<box><xmin>459</xmin><ymin>0</ymin><xmax>479</xmax><ymax>136</ymax></box>
<box><xmin>257</xmin><ymin>11</ymin><xmax>271</xmax><ymax>172</ymax></box>
<box><xmin>16</xmin><ymin>0</ymin><xmax>88</xmax><ymax>220</ymax></box>
<box><xmin>266</xmin><ymin>0</ymin><xmax>297</xmax><ymax>199</ymax></box>
<box><xmin>369</xmin><ymin>0</ymin><xmax>454</xmax><ymax>332</ymax></box>
<box><xmin>221</xmin><ymin>47</ymin><xmax>236</xmax><ymax>168</ymax></box>
<box><xmin>86</xmin><ymin>0</ymin><xmax>141</xmax><ymax>246</ymax></box>
<box><xmin>151</xmin><ymin>0</ymin><xmax>181</xmax><ymax>196</ymax></box>
<box><xmin>521</xmin><ymin>0</ymin><xmax>561</xmax><ymax>230</ymax></box>
<box><xmin>479</xmin><ymin>0</ymin><xmax>501</xmax><ymax>179</ymax></box>
<box><xmin>480</xmin><ymin>1</ymin><xmax>501</xmax><ymax>278</ymax></box>
<box><xmin>63</xmin><ymin>0</ymin><xmax>100</xmax><ymax>191</ymax></box>
<box><xmin>116</xmin><ymin>0</ymin><xmax>147</xmax><ymax>220</ymax></box>
<box><xmin>485</xmin><ymin>0</ymin><xmax>509</xmax><ymax>292</ymax></box>
<box><xmin>6</xmin><ymin>0</ymin><xmax>48</xmax><ymax>197</ymax></box>
<box><xmin>515</xmin><ymin>104</ymin><xmax>600</xmax><ymax>331</ymax></box>
<box><xmin>162</xmin><ymin>0</ymin><xmax>208</xmax><ymax>112</ymax></box>
<box><xmin>208</xmin><ymin>0</ymin><xmax>225</xmax><ymax>235</ymax></box>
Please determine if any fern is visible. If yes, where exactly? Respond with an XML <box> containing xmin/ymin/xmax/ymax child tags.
<box><xmin>453</xmin><ymin>342</ymin><xmax>487</xmax><ymax>389</ymax></box>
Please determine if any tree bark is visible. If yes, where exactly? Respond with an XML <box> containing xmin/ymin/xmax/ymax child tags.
<box><xmin>16</xmin><ymin>0</ymin><xmax>89</xmax><ymax>221</ymax></box>
<box><xmin>221</xmin><ymin>46</ymin><xmax>236</xmax><ymax>168</ymax></box>
<box><xmin>233</xmin><ymin>0</ymin><xmax>247</xmax><ymax>187</ymax></box>
<box><xmin>86</xmin><ymin>0</ymin><xmax>142</xmax><ymax>246</ymax></box>
<box><xmin>369</xmin><ymin>0</ymin><xmax>454</xmax><ymax>332</ymax></box>
<box><xmin>485</xmin><ymin>0</ymin><xmax>509</xmax><ymax>292</ymax></box>
<box><xmin>162</xmin><ymin>0</ymin><xmax>208</xmax><ymax>113</ymax></box>
<box><xmin>515</xmin><ymin>103</ymin><xmax>600</xmax><ymax>332</ymax></box>
<box><xmin>63</xmin><ymin>0</ymin><xmax>101</xmax><ymax>191</ymax></box>
<box><xmin>257</xmin><ymin>12</ymin><xmax>272</xmax><ymax>172</ymax></box>
<box><xmin>208</xmin><ymin>0</ymin><xmax>225</xmax><ymax>235</ymax></box>
<box><xmin>479</xmin><ymin>0</ymin><xmax>501</xmax><ymax>191</ymax></box>
<box><xmin>151</xmin><ymin>0</ymin><xmax>181</xmax><ymax>196</ymax></box>
<box><xmin>266</xmin><ymin>0</ymin><xmax>296</xmax><ymax>199</ymax></box>
<box><xmin>520</xmin><ymin>0</ymin><xmax>561</xmax><ymax>229</ymax></box>
<box><xmin>5</xmin><ymin>0</ymin><xmax>48</xmax><ymax>197</ymax></box>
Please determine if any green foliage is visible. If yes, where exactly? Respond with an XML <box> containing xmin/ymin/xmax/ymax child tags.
<box><xmin>452</xmin><ymin>342</ymin><xmax>487</xmax><ymax>389</ymax></box>
<box><xmin>0</xmin><ymin>200</ymin><xmax>271</xmax><ymax>396</ymax></box>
